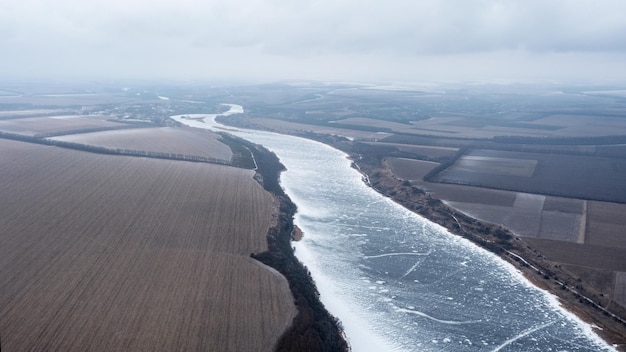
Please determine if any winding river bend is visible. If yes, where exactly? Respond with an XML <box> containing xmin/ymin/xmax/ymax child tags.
<box><xmin>172</xmin><ymin>105</ymin><xmax>613</xmax><ymax>351</ymax></box>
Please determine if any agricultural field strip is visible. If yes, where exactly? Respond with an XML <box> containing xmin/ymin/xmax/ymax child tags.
<box><xmin>51</xmin><ymin>127</ymin><xmax>233</xmax><ymax>162</ymax></box>
<box><xmin>443</xmin><ymin>200</ymin><xmax>543</xmax><ymax>238</ymax></box>
<box><xmin>248</xmin><ymin>117</ymin><xmax>393</xmax><ymax>140</ymax></box>
<box><xmin>403</xmin><ymin>119</ymin><xmax>557</xmax><ymax>138</ymax></box>
<box><xmin>0</xmin><ymin>140</ymin><xmax>296</xmax><ymax>351</ymax></box>
<box><xmin>1</xmin><ymin>128</ymin><xmax>235</xmax><ymax>166</ymax></box>
<box><xmin>331</xmin><ymin>117</ymin><xmax>415</xmax><ymax>131</ymax></box>
<box><xmin>427</xmin><ymin>187</ymin><xmax>614</xmax><ymax>247</ymax></box>
<box><xmin>373</xmin><ymin>142</ymin><xmax>458</xmax><ymax>151</ymax></box>
<box><xmin>586</xmin><ymin>201</ymin><xmax>626</xmax><ymax>248</ymax></box>
<box><xmin>0</xmin><ymin>94</ymin><xmax>142</xmax><ymax>106</ymax></box>
<box><xmin>367</xmin><ymin>143</ymin><xmax>458</xmax><ymax>159</ymax></box>
<box><xmin>525</xmin><ymin>238</ymin><xmax>626</xmax><ymax>272</ymax></box>
<box><xmin>616</xmin><ymin>273</ymin><xmax>626</xmax><ymax>308</ymax></box>
<box><xmin>526</xmin><ymin>114</ymin><xmax>626</xmax><ymax>137</ymax></box>
<box><xmin>384</xmin><ymin>143</ymin><xmax>626</xmax><ymax>319</ymax></box>
<box><xmin>386</xmin><ymin>157</ymin><xmax>439</xmax><ymax>181</ymax></box>
<box><xmin>0</xmin><ymin>115</ymin><xmax>127</xmax><ymax>136</ymax></box>
<box><xmin>451</xmin><ymin>155</ymin><xmax>538</xmax><ymax>177</ymax></box>
<box><xmin>332</xmin><ymin>113</ymin><xmax>626</xmax><ymax>139</ymax></box>
<box><xmin>393</xmin><ymin>162</ymin><xmax>626</xmax><ymax>319</ymax></box>
<box><xmin>387</xmin><ymin>158</ymin><xmax>519</xmax><ymax>206</ymax></box>
<box><xmin>434</xmin><ymin>149</ymin><xmax>626</xmax><ymax>204</ymax></box>
<box><xmin>387</xmin><ymin>156</ymin><xmax>625</xmax><ymax>248</ymax></box>
<box><xmin>0</xmin><ymin>109</ymin><xmax>74</xmax><ymax>118</ymax></box>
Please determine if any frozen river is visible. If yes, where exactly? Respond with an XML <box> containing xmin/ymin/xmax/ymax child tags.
<box><xmin>172</xmin><ymin>105</ymin><xmax>613</xmax><ymax>351</ymax></box>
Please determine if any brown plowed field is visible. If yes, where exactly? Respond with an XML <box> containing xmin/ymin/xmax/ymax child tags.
<box><xmin>586</xmin><ymin>201</ymin><xmax>626</xmax><ymax>248</ymax></box>
<box><xmin>246</xmin><ymin>117</ymin><xmax>393</xmax><ymax>140</ymax></box>
<box><xmin>52</xmin><ymin>127</ymin><xmax>233</xmax><ymax>162</ymax></box>
<box><xmin>0</xmin><ymin>139</ymin><xmax>296</xmax><ymax>351</ymax></box>
<box><xmin>523</xmin><ymin>238</ymin><xmax>626</xmax><ymax>272</ymax></box>
<box><xmin>0</xmin><ymin>115</ymin><xmax>126</xmax><ymax>136</ymax></box>
<box><xmin>386</xmin><ymin>157</ymin><xmax>438</xmax><ymax>181</ymax></box>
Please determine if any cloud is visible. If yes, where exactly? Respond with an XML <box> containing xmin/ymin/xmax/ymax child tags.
<box><xmin>1</xmin><ymin>0</ymin><xmax>626</xmax><ymax>82</ymax></box>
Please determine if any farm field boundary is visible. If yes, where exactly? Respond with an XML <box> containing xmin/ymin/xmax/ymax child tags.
<box><xmin>0</xmin><ymin>139</ymin><xmax>296</xmax><ymax>351</ymax></box>
<box><xmin>431</xmin><ymin>149</ymin><xmax>626</xmax><ymax>203</ymax></box>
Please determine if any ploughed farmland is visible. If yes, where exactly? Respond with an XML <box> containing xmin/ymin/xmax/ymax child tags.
<box><xmin>0</xmin><ymin>139</ymin><xmax>296</xmax><ymax>351</ymax></box>
<box><xmin>51</xmin><ymin>127</ymin><xmax>234</xmax><ymax>162</ymax></box>
<box><xmin>433</xmin><ymin>149</ymin><xmax>626</xmax><ymax>203</ymax></box>
<box><xmin>0</xmin><ymin>115</ymin><xmax>128</xmax><ymax>136</ymax></box>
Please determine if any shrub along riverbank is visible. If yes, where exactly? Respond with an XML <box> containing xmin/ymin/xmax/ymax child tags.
<box><xmin>245</xmin><ymin>139</ymin><xmax>349</xmax><ymax>352</ymax></box>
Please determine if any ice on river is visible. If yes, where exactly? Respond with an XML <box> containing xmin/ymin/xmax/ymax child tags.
<box><xmin>172</xmin><ymin>105</ymin><xmax>614</xmax><ymax>352</ymax></box>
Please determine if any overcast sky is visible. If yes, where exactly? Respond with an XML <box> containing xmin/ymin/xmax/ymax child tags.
<box><xmin>2</xmin><ymin>0</ymin><xmax>626</xmax><ymax>84</ymax></box>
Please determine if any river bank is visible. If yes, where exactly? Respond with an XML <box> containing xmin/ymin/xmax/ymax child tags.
<box><xmin>215</xmin><ymin>111</ymin><xmax>623</xmax><ymax>350</ymax></box>
<box><xmin>172</xmin><ymin>106</ymin><xmax>349</xmax><ymax>351</ymax></box>
<box><xmin>341</xmin><ymin>144</ymin><xmax>626</xmax><ymax>350</ymax></box>
<box><xmin>252</xmin><ymin>127</ymin><xmax>625</xmax><ymax>348</ymax></box>
<box><xmin>244</xmin><ymin>139</ymin><xmax>349</xmax><ymax>352</ymax></box>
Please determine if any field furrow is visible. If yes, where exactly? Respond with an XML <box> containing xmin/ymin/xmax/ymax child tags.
<box><xmin>0</xmin><ymin>139</ymin><xmax>296</xmax><ymax>352</ymax></box>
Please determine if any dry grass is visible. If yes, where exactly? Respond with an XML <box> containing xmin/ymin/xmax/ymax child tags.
<box><xmin>523</xmin><ymin>238</ymin><xmax>626</xmax><ymax>272</ymax></box>
<box><xmin>386</xmin><ymin>157</ymin><xmax>438</xmax><ymax>181</ymax></box>
<box><xmin>560</xmin><ymin>265</ymin><xmax>616</xmax><ymax>296</ymax></box>
<box><xmin>366</xmin><ymin>142</ymin><xmax>458</xmax><ymax>159</ymax></box>
<box><xmin>431</xmin><ymin>185</ymin><xmax>518</xmax><ymax>206</ymax></box>
<box><xmin>52</xmin><ymin>127</ymin><xmax>233</xmax><ymax>162</ymax></box>
<box><xmin>0</xmin><ymin>139</ymin><xmax>296</xmax><ymax>352</ymax></box>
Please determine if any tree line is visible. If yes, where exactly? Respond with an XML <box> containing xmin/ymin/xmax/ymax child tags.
<box><xmin>0</xmin><ymin>131</ymin><xmax>230</xmax><ymax>165</ymax></box>
<box><xmin>246</xmin><ymin>141</ymin><xmax>349</xmax><ymax>352</ymax></box>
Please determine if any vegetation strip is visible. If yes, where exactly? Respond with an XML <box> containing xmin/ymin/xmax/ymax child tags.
<box><xmin>0</xmin><ymin>130</ymin><xmax>230</xmax><ymax>165</ymax></box>
<box><xmin>243</xmin><ymin>138</ymin><xmax>349</xmax><ymax>352</ymax></box>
